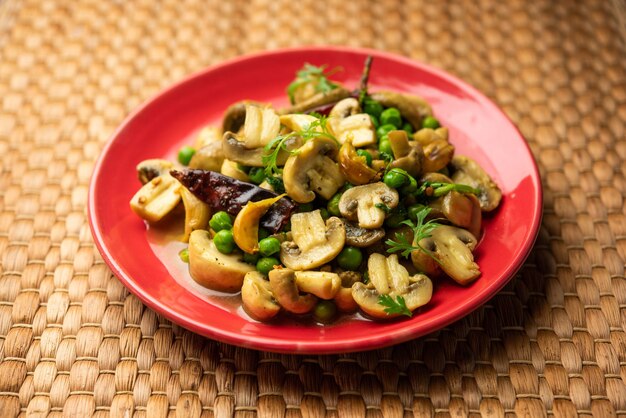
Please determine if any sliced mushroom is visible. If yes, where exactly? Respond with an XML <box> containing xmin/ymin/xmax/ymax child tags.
<box><xmin>232</xmin><ymin>195</ymin><xmax>285</xmax><ymax>254</ymax></box>
<box><xmin>352</xmin><ymin>253</ymin><xmax>433</xmax><ymax>319</ymax></box>
<box><xmin>188</xmin><ymin>230</ymin><xmax>255</xmax><ymax>292</ymax></box>
<box><xmin>369</xmin><ymin>91</ymin><xmax>433</xmax><ymax>129</ymax></box>
<box><xmin>410</xmin><ymin>225</ymin><xmax>480</xmax><ymax>285</ymax></box>
<box><xmin>130</xmin><ymin>173</ymin><xmax>181</xmax><ymax>222</ymax></box>
<box><xmin>193</xmin><ymin>126</ymin><xmax>222</xmax><ymax>149</ymax></box>
<box><xmin>338</xmin><ymin>183</ymin><xmax>399</xmax><ymax>229</ymax></box>
<box><xmin>180</xmin><ymin>186</ymin><xmax>211</xmax><ymax>242</ymax></box>
<box><xmin>279</xmin><ymin>114</ymin><xmax>319</xmax><ymax>133</ymax></box>
<box><xmin>343</xmin><ymin>220</ymin><xmax>385</xmax><ymax>247</ymax></box>
<box><xmin>188</xmin><ymin>141</ymin><xmax>224</xmax><ymax>172</ymax></box>
<box><xmin>449</xmin><ymin>155</ymin><xmax>502</xmax><ymax>212</ymax></box>
<box><xmin>282</xmin><ymin>137</ymin><xmax>344</xmax><ymax>203</ymax></box>
<box><xmin>413</xmin><ymin>128</ymin><xmax>455</xmax><ymax>173</ymax></box>
<box><xmin>241</xmin><ymin>271</ymin><xmax>280</xmax><ymax>321</ymax></box>
<box><xmin>441</xmin><ymin>191</ymin><xmax>482</xmax><ymax>238</ymax></box>
<box><xmin>222</xmin><ymin>100</ymin><xmax>265</xmax><ymax>133</ymax></box>
<box><xmin>328</xmin><ymin>98</ymin><xmax>376</xmax><ymax>147</ymax></box>
<box><xmin>387</xmin><ymin>130</ymin><xmax>423</xmax><ymax>177</ymax></box>
<box><xmin>137</xmin><ymin>159</ymin><xmax>174</xmax><ymax>185</ymax></box>
<box><xmin>337</xmin><ymin>141</ymin><xmax>379</xmax><ymax>185</ymax></box>
<box><xmin>279</xmin><ymin>210</ymin><xmax>346</xmax><ymax>270</ymax></box>
<box><xmin>268</xmin><ymin>268</ymin><xmax>317</xmax><ymax>314</ymax></box>
<box><xmin>294</xmin><ymin>271</ymin><xmax>341</xmax><ymax>299</ymax></box>
<box><xmin>280</xmin><ymin>87</ymin><xmax>351</xmax><ymax>115</ymax></box>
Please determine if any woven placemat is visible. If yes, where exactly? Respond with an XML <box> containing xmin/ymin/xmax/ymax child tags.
<box><xmin>1</xmin><ymin>0</ymin><xmax>625</xmax><ymax>416</ymax></box>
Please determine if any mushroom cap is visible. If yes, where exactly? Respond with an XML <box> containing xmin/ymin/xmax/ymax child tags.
<box><xmin>282</xmin><ymin>136</ymin><xmax>345</xmax><ymax>203</ymax></box>
<box><xmin>343</xmin><ymin>220</ymin><xmax>385</xmax><ymax>247</ymax></box>
<box><xmin>450</xmin><ymin>155</ymin><xmax>502</xmax><ymax>212</ymax></box>
<box><xmin>233</xmin><ymin>195</ymin><xmax>285</xmax><ymax>254</ymax></box>
<box><xmin>387</xmin><ymin>130</ymin><xmax>423</xmax><ymax>177</ymax></box>
<box><xmin>222</xmin><ymin>100</ymin><xmax>266</xmax><ymax>133</ymax></box>
<box><xmin>411</xmin><ymin>225</ymin><xmax>480</xmax><ymax>285</ymax></box>
<box><xmin>268</xmin><ymin>268</ymin><xmax>317</xmax><ymax>314</ymax></box>
<box><xmin>294</xmin><ymin>271</ymin><xmax>341</xmax><ymax>300</ymax></box>
<box><xmin>413</xmin><ymin>128</ymin><xmax>455</xmax><ymax>173</ymax></box>
<box><xmin>338</xmin><ymin>183</ymin><xmax>399</xmax><ymax>229</ymax></box>
<box><xmin>188</xmin><ymin>141</ymin><xmax>224</xmax><ymax>172</ymax></box>
<box><xmin>337</xmin><ymin>141</ymin><xmax>379</xmax><ymax>185</ymax></box>
<box><xmin>136</xmin><ymin>159</ymin><xmax>174</xmax><ymax>185</ymax></box>
<box><xmin>188</xmin><ymin>230</ymin><xmax>255</xmax><ymax>292</ymax></box>
<box><xmin>223</xmin><ymin>131</ymin><xmax>301</xmax><ymax>167</ymax></box>
<box><xmin>442</xmin><ymin>191</ymin><xmax>482</xmax><ymax>238</ymax></box>
<box><xmin>279</xmin><ymin>211</ymin><xmax>346</xmax><ymax>271</ymax></box>
<box><xmin>241</xmin><ymin>271</ymin><xmax>280</xmax><ymax>321</ymax></box>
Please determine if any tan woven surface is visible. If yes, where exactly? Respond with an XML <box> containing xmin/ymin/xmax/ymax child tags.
<box><xmin>0</xmin><ymin>0</ymin><xmax>625</xmax><ymax>416</ymax></box>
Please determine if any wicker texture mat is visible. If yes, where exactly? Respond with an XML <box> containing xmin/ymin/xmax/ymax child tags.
<box><xmin>0</xmin><ymin>0</ymin><xmax>625</xmax><ymax>416</ymax></box>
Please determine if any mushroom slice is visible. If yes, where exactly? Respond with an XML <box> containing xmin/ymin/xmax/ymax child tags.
<box><xmin>189</xmin><ymin>141</ymin><xmax>224</xmax><ymax>172</ymax></box>
<box><xmin>279</xmin><ymin>114</ymin><xmax>319</xmax><ymax>133</ymax></box>
<box><xmin>442</xmin><ymin>191</ymin><xmax>482</xmax><ymax>238</ymax></box>
<box><xmin>411</xmin><ymin>225</ymin><xmax>480</xmax><ymax>285</ymax></box>
<box><xmin>232</xmin><ymin>195</ymin><xmax>285</xmax><ymax>254</ymax></box>
<box><xmin>343</xmin><ymin>220</ymin><xmax>385</xmax><ymax>247</ymax></box>
<box><xmin>338</xmin><ymin>141</ymin><xmax>379</xmax><ymax>185</ymax></box>
<box><xmin>130</xmin><ymin>173</ymin><xmax>181</xmax><ymax>222</ymax></box>
<box><xmin>241</xmin><ymin>271</ymin><xmax>280</xmax><ymax>321</ymax></box>
<box><xmin>413</xmin><ymin>128</ymin><xmax>455</xmax><ymax>173</ymax></box>
<box><xmin>282</xmin><ymin>137</ymin><xmax>344</xmax><ymax>203</ymax></box>
<box><xmin>180</xmin><ymin>187</ymin><xmax>211</xmax><ymax>243</ymax></box>
<box><xmin>222</xmin><ymin>100</ymin><xmax>266</xmax><ymax>134</ymax></box>
<box><xmin>387</xmin><ymin>130</ymin><xmax>424</xmax><ymax>177</ymax></box>
<box><xmin>294</xmin><ymin>271</ymin><xmax>341</xmax><ymax>299</ymax></box>
<box><xmin>351</xmin><ymin>253</ymin><xmax>433</xmax><ymax>319</ymax></box>
<box><xmin>369</xmin><ymin>91</ymin><xmax>433</xmax><ymax>129</ymax></box>
<box><xmin>279</xmin><ymin>210</ymin><xmax>346</xmax><ymax>270</ymax></box>
<box><xmin>338</xmin><ymin>183</ymin><xmax>399</xmax><ymax>229</ymax></box>
<box><xmin>220</xmin><ymin>158</ymin><xmax>250</xmax><ymax>182</ymax></box>
<box><xmin>280</xmin><ymin>87</ymin><xmax>351</xmax><ymax>115</ymax></box>
<box><xmin>223</xmin><ymin>131</ymin><xmax>302</xmax><ymax>168</ymax></box>
<box><xmin>193</xmin><ymin>126</ymin><xmax>222</xmax><ymax>149</ymax></box>
<box><xmin>449</xmin><ymin>155</ymin><xmax>502</xmax><ymax>212</ymax></box>
<box><xmin>328</xmin><ymin>98</ymin><xmax>376</xmax><ymax>147</ymax></box>
<box><xmin>188</xmin><ymin>230</ymin><xmax>255</xmax><ymax>292</ymax></box>
<box><xmin>268</xmin><ymin>268</ymin><xmax>317</xmax><ymax>314</ymax></box>
<box><xmin>137</xmin><ymin>159</ymin><xmax>174</xmax><ymax>185</ymax></box>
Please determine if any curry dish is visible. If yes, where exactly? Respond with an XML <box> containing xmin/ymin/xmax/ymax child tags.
<box><xmin>129</xmin><ymin>58</ymin><xmax>502</xmax><ymax>323</ymax></box>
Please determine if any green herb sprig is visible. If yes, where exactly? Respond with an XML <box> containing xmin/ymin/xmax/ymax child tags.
<box><xmin>287</xmin><ymin>64</ymin><xmax>341</xmax><ymax>104</ymax></box>
<box><xmin>416</xmin><ymin>182</ymin><xmax>480</xmax><ymax>197</ymax></box>
<box><xmin>262</xmin><ymin>133</ymin><xmax>297</xmax><ymax>177</ymax></box>
<box><xmin>385</xmin><ymin>207</ymin><xmax>441</xmax><ymax>258</ymax></box>
<box><xmin>378</xmin><ymin>294</ymin><xmax>412</xmax><ymax>317</ymax></box>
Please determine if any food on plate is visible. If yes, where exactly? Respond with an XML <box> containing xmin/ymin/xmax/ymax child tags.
<box><xmin>129</xmin><ymin>57</ymin><xmax>502</xmax><ymax>323</ymax></box>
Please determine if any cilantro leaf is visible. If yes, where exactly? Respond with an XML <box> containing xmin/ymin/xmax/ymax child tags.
<box><xmin>385</xmin><ymin>207</ymin><xmax>441</xmax><ymax>259</ymax></box>
<box><xmin>378</xmin><ymin>294</ymin><xmax>412</xmax><ymax>317</ymax></box>
<box><xmin>286</xmin><ymin>64</ymin><xmax>340</xmax><ymax>104</ymax></box>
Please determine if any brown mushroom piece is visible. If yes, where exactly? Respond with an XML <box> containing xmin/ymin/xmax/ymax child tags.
<box><xmin>410</xmin><ymin>225</ymin><xmax>480</xmax><ymax>285</ymax></box>
<box><xmin>352</xmin><ymin>253</ymin><xmax>433</xmax><ymax>319</ymax></box>
<box><xmin>338</xmin><ymin>183</ymin><xmax>399</xmax><ymax>229</ymax></box>
<box><xmin>280</xmin><ymin>87</ymin><xmax>351</xmax><ymax>115</ymax></box>
<box><xmin>268</xmin><ymin>268</ymin><xmax>317</xmax><ymax>314</ymax></box>
<box><xmin>188</xmin><ymin>141</ymin><xmax>224</xmax><ymax>172</ymax></box>
<box><xmin>328</xmin><ymin>98</ymin><xmax>376</xmax><ymax>147</ymax></box>
<box><xmin>279</xmin><ymin>210</ymin><xmax>346</xmax><ymax>271</ymax></box>
<box><xmin>137</xmin><ymin>159</ymin><xmax>174</xmax><ymax>185</ymax></box>
<box><xmin>222</xmin><ymin>100</ymin><xmax>266</xmax><ymax>133</ymax></box>
<box><xmin>130</xmin><ymin>173</ymin><xmax>181</xmax><ymax>222</ymax></box>
<box><xmin>413</xmin><ymin>128</ymin><xmax>455</xmax><ymax>173</ymax></box>
<box><xmin>294</xmin><ymin>271</ymin><xmax>341</xmax><ymax>300</ymax></box>
<box><xmin>180</xmin><ymin>186</ymin><xmax>211</xmax><ymax>242</ymax></box>
<box><xmin>343</xmin><ymin>220</ymin><xmax>385</xmax><ymax>247</ymax></box>
<box><xmin>369</xmin><ymin>90</ymin><xmax>433</xmax><ymax>130</ymax></box>
<box><xmin>449</xmin><ymin>155</ymin><xmax>502</xmax><ymax>212</ymax></box>
<box><xmin>223</xmin><ymin>131</ymin><xmax>301</xmax><ymax>167</ymax></box>
<box><xmin>337</xmin><ymin>141</ymin><xmax>379</xmax><ymax>185</ymax></box>
<box><xmin>441</xmin><ymin>191</ymin><xmax>482</xmax><ymax>238</ymax></box>
<box><xmin>241</xmin><ymin>271</ymin><xmax>280</xmax><ymax>321</ymax></box>
<box><xmin>387</xmin><ymin>130</ymin><xmax>423</xmax><ymax>177</ymax></box>
<box><xmin>282</xmin><ymin>136</ymin><xmax>345</xmax><ymax>203</ymax></box>
<box><xmin>187</xmin><ymin>230</ymin><xmax>255</xmax><ymax>293</ymax></box>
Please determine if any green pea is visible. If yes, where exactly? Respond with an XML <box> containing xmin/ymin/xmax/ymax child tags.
<box><xmin>209</xmin><ymin>211</ymin><xmax>233</xmax><ymax>232</ymax></box>
<box><xmin>248</xmin><ymin>167</ymin><xmax>266</xmax><ymax>184</ymax></box>
<box><xmin>403</xmin><ymin>122</ymin><xmax>414</xmax><ymax>135</ymax></box>
<box><xmin>422</xmin><ymin>116</ymin><xmax>440</xmax><ymax>129</ymax></box>
<box><xmin>383</xmin><ymin>168</ymin><xmax>409</xmax><ymax>189</ymax></box>
<box><xmin>408</xmin><ymin>204</ymin><xmax>427</xmax><ymax>221</ymax></box>
<box><xmin>214</xmin><ymin>229</ymin><xmax>235</xmax><ymax>254</ymax></box>
<box><xmin>376</xmin><ymin>124</ymin><xmax>396</xmax><ymax>140</ymax></box>
<box><xmin>337</xmin><ymin>246</ymin><xmax>363</xmax><ymax>271</ymax></box>
<box><xmin>327</xmin><ymin>193</ymin><xmax>343</xmax><ymax>217</ymax></box>
<box><xmin>259</xmin><ymin>237</ymin><xmax>281</xmax><ymax>257</ymax></box>
<box><xmin>179</xmin><ymin>248</ymin><xmax>189</xmax><ymax>263</ymax></box>
<box><xmin>319</xmin><ymin>208</ymin><xmax>330</xmax><ymax>220</ymax></box>
<box><xmin>378</xmin><ymin>138</ymin><xmax>393</xmax><ymax>155</ymax></box>
<box><xmin>177</xmin><ymin>146</ymin><xmax>196</xmax><ymax>166</ymax></box>
<box><xmin>313</xmin><ymin>300</ymin><xmax>337</xmax><ymax>323</ymax></box>
<box><xmin>380</xmin><ymin>107</ymin><xmax>402</xmax><ymax>129</ymax></box>
<box><xmin>257</xmin><ymin>257</ymin><xmax>280</xmax><ymax>275</ymax></box>
<box><xmin>243</xmin><ymin>252</ymin><xmax>260</xmax><ymax>265</ymax></box>
<box><xmin>400</xmin><ymin>174</ymin><xmax>418</xmax><ymax>194</ymax></box>
<box><xmin>370</xmin><ymin>114</ymin><xmax>380</xmax><ymax>129</ymax></box>
<box><xmin>363</xmin><ymin>99</ymin><xmax>384</xmax><ymax>118</ymax></box>
<box><xmin>356</xmin><ymin>149</ymin><xmax>373</xmax><ymax>166</ymax></box>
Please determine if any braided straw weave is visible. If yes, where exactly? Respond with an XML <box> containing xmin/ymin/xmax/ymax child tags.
<box><xmin>0</xmin><ymin>0</ymin><xmax>625</xmax><ymax>416</ymax></box>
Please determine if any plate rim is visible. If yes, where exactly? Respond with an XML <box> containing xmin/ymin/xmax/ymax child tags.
<box><xmin>88</xmin><ymin>45</ymin><xmax>543</xmax><ymax>353</ymax></box>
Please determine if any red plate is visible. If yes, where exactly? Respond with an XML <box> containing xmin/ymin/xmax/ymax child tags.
<box><xmin>88</xmin><ymin>47</ymin><xmax>542</xmax><ymax>354</ymax></box>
